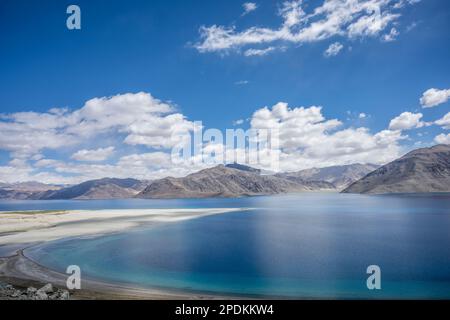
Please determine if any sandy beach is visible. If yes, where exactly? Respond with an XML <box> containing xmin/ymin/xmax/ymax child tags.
<box><xmin>0</xmin><ymin>207</ymin><xmax>249</xmax><ymax>299</ymax></box>
<box><xmin>0</xmin><ymin>208</ymin><xmax>246</xmax><ymax>244</ymax></box>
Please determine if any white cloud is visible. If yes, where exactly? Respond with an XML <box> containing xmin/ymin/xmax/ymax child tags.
<box><xmin>233</xmin><ymin>119</ymin><xmax>245</xmax><ymax>125</ymax></box>
<box><xmin>249</xmin><ymin>102</ymin><xmax>405</xmax><ymax>171</ymax></box>
<box><xmin>420</xmin><ymin>88</ymin><xmax>450</xmax><ymax>108</ymax></box>
<box><xmin>0</xmin><ymin>92</ymin><xmax>198</xmax><ymax>183</ymax></box>
<box><xmin>382</xmin><ymin>27</ymin><xmax>399</xmax><ymax>42</ymax></box>
<box><xmin>235</xmin><ymin>80</ymin><xmax>249</xmax><ymax>85</ymax></box>
<box><xmin>242</xmin><ymin>2</ymin><xmax>258</xmax><ymax>16</ymax></box>
<box><xmin>244</xmin><ymin>46</ymin><xmax>277</xmax><ymax>56</ymax></box>
<box><xmin>71</xmin><ymin>147</ymin><xmax>115</xmax><ymax>162</ymax></box>
<box><xmin>0</xmin><ymin>93</ymin><xmax>414</xmax><ymax>184</ymax></box>
<box><xmin>359</xmin><ymin>113</ymin><xmax>367</xmax><ymax>119</ymax></box>
<box><xmin>388</xmin><ymin>112</ymin><xmax>424</xmax><ymax>130</ymax></box>
<box><xmin>435</xmin><ymin>133</ymin><xmax>450</xmax><ymax>145</ymax></box>
<box><xmin>324</xmin><ymin>42</ymin><xmax>344</xmax><ymax>57</ymax></box>
<box><xmin>0</xmin><ymin>92</ymin><xmax>195</xmax><ymax>159</ymax></box>
<box><xmin>405</xmin><ymin>21</ymin><xmax>418</xmax><ymax>32</ymax></box>
<box><xmin>435</xmin><ymin>112</ymin><xmax>450</xmax><ymax>129</ymax></box>
<box><xmin>394</xmin><ymin>0</ymin><xmax>421</xmax><ymax>9</ymax></box>
<box><xmin>195</xmin><ymin>0</ymin><xmax>417</xmax><ymax>55</ymax></box>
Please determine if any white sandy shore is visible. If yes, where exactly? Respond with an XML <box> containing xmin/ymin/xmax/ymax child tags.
<box><xmin>0</xmin><ymin>208</ymin><xmax>248</xmax><ymax>245</ymax></box>
<box><xmin>0</xmin><ymin>207</ymin><xmax>252</xmax><ymax>299</ymax></box>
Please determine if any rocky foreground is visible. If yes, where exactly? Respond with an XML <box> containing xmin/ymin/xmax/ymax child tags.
<box><xmin>0</xmin><ymin>282</ymin><xmax>70</xmax><ymax>300</ymax></box>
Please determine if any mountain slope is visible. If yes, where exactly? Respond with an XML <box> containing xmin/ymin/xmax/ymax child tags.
<box><xmin>137</xmin><ymin>164</ymin><xmax>333</xmax><ymax>199</ymax></box>
<box><xmin>0</xmin><ymin>189</ymin><xmax>33</xmax><ymax>200</ymax></box>
<box><xmin>0</xmin><ymin>182</ymin><xmax>62</xmax><ymax>199</ymax></box>
<box><xmin>276</xmin><ymin>163</ymin><xmax>379</xmax><ymax>190</ymax></box>
<box><xmin>0</xmin><ymin>181</ymin><xmax>62</xmax><ymax>192</ymax></box>
<box><xmin>342</xmin><ymin>144</ymin><xmax>450</xmax><ymax>194</ymax></box>
<box><xmin>225</xmin><ymin>163</ymin><xmax>261</xmax><ymax>173</ymax></box>
<box><xmin>33</xmin><ymin>178</ymin><xmax>146</xmax><ymax>200</ymax></box>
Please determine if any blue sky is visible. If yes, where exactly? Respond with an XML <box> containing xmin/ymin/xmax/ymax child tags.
<box><xmin>0</xmin><ymin>0</ymin><xmax>449</xmax><ymax>183</ymax></box>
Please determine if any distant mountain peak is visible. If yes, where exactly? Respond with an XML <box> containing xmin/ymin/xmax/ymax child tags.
<box><xmin>276</xmin><ymin>163</ymin><xmax>379</xmax><ymax>190</ymax></box>
<box><xmin>225</xmin><ymin>163</ymin><xmax>261</xmax><ymax>173</ymax></box>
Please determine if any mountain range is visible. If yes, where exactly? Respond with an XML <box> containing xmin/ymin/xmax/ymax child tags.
<box><xmin>0</xmin><ymin>163</ymin><xmax>376</xmax><ymax>200</ymax></box>
<box><xmin>1</xmin><ymin>144</ymin><xmax>449</xmax><ymax>200</ymax></box>
<box><xmin>136</xmin><ymin>164</ymin><xmax>334</xmax><ymax>199</ymax></box>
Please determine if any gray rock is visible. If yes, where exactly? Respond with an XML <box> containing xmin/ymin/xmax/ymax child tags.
<box><xmin>38</xmin><ymin>283</ymin><xmax>53</xmax><ymax>293</ymax></box>
<box><xmin>34</xmin><ymin>290</ymin><xmax>48</xmax><ymax>300</ymax></box>
<box><xmin>58</xmin><ymin>290</ymin><xmax>70</xmax><ymax>300</ymax></box>
<box><xmin>27</xmin><ymin>287</ymin><xmax>37</xmax><ymax>295</ymax></box>
<box><xmin>1</xmin><ymin>282</ymin><xmax>72</xmax><ymax>300</ymax></box>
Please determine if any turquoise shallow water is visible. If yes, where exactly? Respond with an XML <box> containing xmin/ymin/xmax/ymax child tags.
<box><xmin>5</xmin><ymin>193</ymin><xmax>450</xmax><ymax>299</ymax></box>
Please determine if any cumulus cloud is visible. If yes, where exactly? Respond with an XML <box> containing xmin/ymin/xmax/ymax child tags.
<box><xmin>324</xmin><ymin>42</ymin><xmax>344</xmax><ymax>57</ymax></box>
<box><xmin>71</xmin><ymin>147</ymin><xmax>115</xmax><ymax>162</ymax></box>
<box><xmin>249</xmin><ymin>102</ymin><xmax>405</xmax><ymax>171</ymax></box>
<box><xmin>435</xmin><ymin>112</ymin><xmax>450</xmax><ymax>129</ymax></box>
<box><xmin>0</xmin><ymin>92</ymin><xmax>195</xmax><ymax>159</ymax></box>
<box><xmin>420</xmin><ymin>88</ymin><xmax>450</xmax><ymax>108</ymax></box>
<box><xmin>435</xmin><ymin>133</ymin><xmax>450</xmax><ymax>145</ymax></box>
<box><xmin>0</xmin><ymin>92</ymin><xmax>197</xmax><ymax>183</ymax></box>
<box><xmin>388</xmin><ymin>112</ymin><xmax>424</xmax><ymax>130</ymax></box>
<box><xmin>242</xmin><ymin>2</ymin><xmax>258</xmax><ymax>16</ymax></box>
<box><xmin>0</xmin><ymin>93</ymin><xmax>411</xmax><ymax>183</ymax></box>
<box><xmin>195</xmin><ymin>0</ymin><xmax>417</xmax><ymax>55</ymax></box>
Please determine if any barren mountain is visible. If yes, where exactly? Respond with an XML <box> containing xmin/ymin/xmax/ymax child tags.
<box><xmin>276</xmin><ymin>163</ymin><xmax>379</xmax><ymax>190</ymax></box>
<box><xmin>137</xmin><ymin>164</ymin><xmax>334</xmax><ymax>199</ymax></box>
<box><xmin>1</xmin><ymin>181</ymin><xmax>62</xmax><ymax>192</ymax></box>
<box><xmin>342</xmin><ymin>144</ymin><xmax>450</xmax><ymax>194</ymax></box>
<box><xmin>32</xmin><ymin>178</ymin><xmax>147</xmax><ymax>200</ymax></box>
<box><xmin>0</xmin><ymin>182</ymin><xmax>62</xmax><ymax>199</ymax></box>
<box><xmin>0</xmin><ymin>189</ymin><xmax>33</xmax><ymax>200</ymax></box>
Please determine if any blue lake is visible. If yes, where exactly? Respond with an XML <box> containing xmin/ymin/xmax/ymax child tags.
<box><xmin>3</xmin><ymin>193</ymin><xmax>450</xmax><ymax>299</ymax></box>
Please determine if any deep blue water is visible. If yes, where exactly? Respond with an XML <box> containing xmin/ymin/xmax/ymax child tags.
<box><xmin>4</xmin><ymin>193</ymin><xmax>450</xmax><ymax>299</ymax></box>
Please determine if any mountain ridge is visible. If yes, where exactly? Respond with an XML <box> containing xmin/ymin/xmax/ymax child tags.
<box><xmin>2</xmin><ymin>145</ymin><xmax>448</xmax><ymax>200</ymax></box>
<box><xmin>30</xmin><ymin>178</ymin><xmax>147</xmax><ymax>200</ymax></box>
<box><xmin>275</xmin><ymin>163</ymin><xmax>379</xmax><ymax>190</ymax></box>
<box><xmin>136</xmin><ymin>164</ymin><xmax>334</xmax><ymax>199</ymax></box>
<box><xmin>342</xmin><ymin>144</ymin><xmax>450</xmax><ymax>194</ymax></box>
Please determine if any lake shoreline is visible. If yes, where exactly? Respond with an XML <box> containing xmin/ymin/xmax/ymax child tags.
<box><xmin>0</xmin><ymin>207</ymin><xmax>253</xmax><ymax>299</ymax></box>
<box><xmin>0</xmin><ymin>207</ymin><xmax>249</xmax><ymax>244</ymax></box>
<box><xmin>0</xmin><ymin>249</ymin><xmax>248</xmax><ymax>300</ymax></box>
